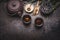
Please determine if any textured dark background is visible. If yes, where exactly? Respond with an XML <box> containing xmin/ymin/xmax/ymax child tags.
<box><xmin>0</xmin><ymin>0</ymin><xmax>60</xmax><ymax>40</ymax></box>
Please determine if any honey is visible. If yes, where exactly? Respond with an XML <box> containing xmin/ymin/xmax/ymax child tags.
<box><xmin>24</xmin><ymin>17</ymin><xmax>30</xmax><ymax>22</ymax></box>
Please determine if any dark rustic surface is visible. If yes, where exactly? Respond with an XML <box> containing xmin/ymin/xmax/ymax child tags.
<box><xmin>0</xmin><ymin>0</ymin><xmax>60</xmax><ymax>40</ymax></box>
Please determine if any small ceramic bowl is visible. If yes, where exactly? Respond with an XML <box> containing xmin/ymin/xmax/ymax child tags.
<box><xmin>35</xmin><ymin>18</ymin><xmax>44</xmax><ymax>28</ymax></box>
<box><xmin>22</xmin><ymin>15</ymin><xmax>31</xmax><ymax>25</ymax></box>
